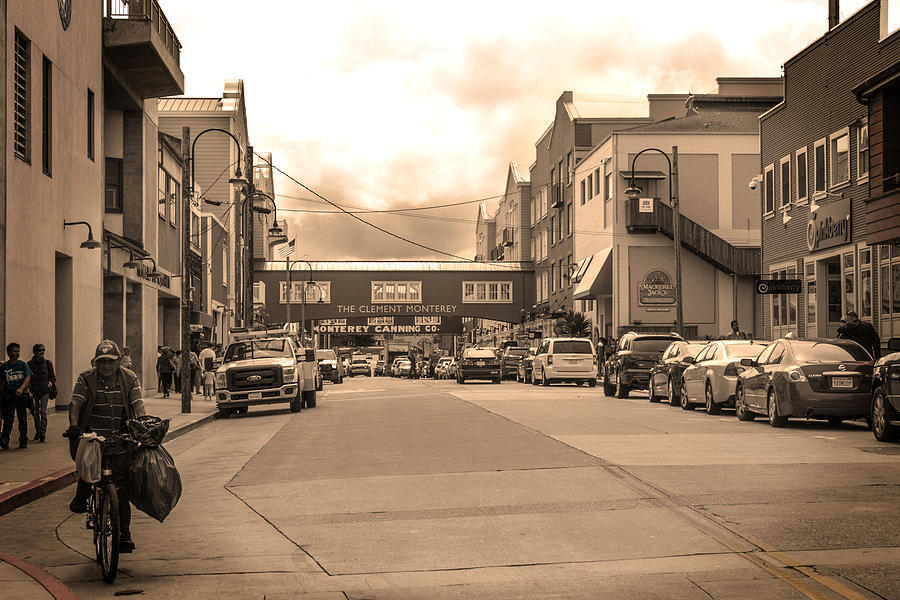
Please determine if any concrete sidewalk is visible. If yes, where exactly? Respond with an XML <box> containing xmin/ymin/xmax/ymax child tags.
<box><xmin>0</xmin><ymin>390</ymin><xmax>218</xmax><ymax>598</ymax></box>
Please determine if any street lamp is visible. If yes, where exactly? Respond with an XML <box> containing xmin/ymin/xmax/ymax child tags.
<box><xmin>62</xmin><ymin>220</ymin><xmax>102</xmax><ymax>249</ymax></box>
<box><xmin>624</xmin><ymin>146</ymin><xmax>683</xmax><ymax>337</ymax></box>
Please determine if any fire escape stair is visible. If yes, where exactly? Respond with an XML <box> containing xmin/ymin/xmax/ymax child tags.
<box><xmin>624</xmin><ymin>197</ymin><xmax>759</xmax><ymax>276</ymax></box>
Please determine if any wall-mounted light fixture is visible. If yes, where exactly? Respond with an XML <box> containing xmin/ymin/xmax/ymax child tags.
<box><xmin>63</xmin><ymin>220</ymin><xmax>101</xmax><ymax>249</ymax></box>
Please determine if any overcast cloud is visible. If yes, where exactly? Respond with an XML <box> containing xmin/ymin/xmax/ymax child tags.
<box><xmin>163</xmin><ymin>0</ymin><xmax>867</xmax><ymax>260</ymax></box>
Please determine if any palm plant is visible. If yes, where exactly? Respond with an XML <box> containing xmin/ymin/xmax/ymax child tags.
<box><xmin>554</xmin><ymin>311</ymin><xmax>592</xmax><ymax>338</ymax></box>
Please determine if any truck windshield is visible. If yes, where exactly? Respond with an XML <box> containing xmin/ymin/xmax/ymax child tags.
<box><xmin>316</xmin><ymin>350</ymin><xmax>337</xmax><ymax>361</ymax></box>
<box><xmin>224</xmin><ymin>339</ymin><xmax>293</xmax><ymax>362</ymax></box>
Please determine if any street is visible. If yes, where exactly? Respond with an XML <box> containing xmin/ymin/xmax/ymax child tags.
<box><xmin>2</xmin><ymin>376</ymin><xmax>900</xmax><ymax>599</ymax></box>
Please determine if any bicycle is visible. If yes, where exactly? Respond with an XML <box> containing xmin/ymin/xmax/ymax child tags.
<box><xmin>65</xmin><ymin>430</ymin><xmax>134</xmax><ymax>584</ymax></box>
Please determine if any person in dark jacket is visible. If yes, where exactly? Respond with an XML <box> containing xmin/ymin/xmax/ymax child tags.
<box><xmin>0</xmin><ymin>343</ymin><xmax>32</xmax><ymax>449</ymax></box>
<box><xmin>27</xmin><ymin>343</ymin><xmax>55</xmax><ymax>442</ymax></box>
<box><xmin>156</xmin><ymin>349</ymin><xmax>175</xmax><ymax>398</ymax></box>
<box><xmin>838</xmin><ymin>311</ymin><xmax>881</xmax><ymax>359</ymax></box>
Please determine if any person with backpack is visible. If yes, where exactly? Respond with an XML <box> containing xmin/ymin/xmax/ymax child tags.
<box><xmin>66</xmin><ymin>340</ymin><xmax>146</xmax><ymax>553</ymax></box>
<box><xmin>27</xmin><ymin>343</ymin><xmax>55</xmax><ymax>443</ymax></box>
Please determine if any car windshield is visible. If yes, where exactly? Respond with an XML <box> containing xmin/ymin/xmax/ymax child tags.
<box><xmin>352</xmin><ymin>358</ymin><xmax>368</xmax><ymax>364</ymax></box>
<box><xmin>465</xmin><ymin>349</ymin><xmax>496</xmax><ymax>358</ymax></box>
<box><xmin>724</xmin><ymin>344</ymin><xmax>767</xmax><ymax>358</ymax></box>
<box><xmin>504</xmin><ymin>348</ymin><xmax>528</xmax><ymax>356</ymax></box>
<box><xmin>790</xmin><ymin>341</ymin><xmax>872</xmax><ymax>362</ymax></box>
<box><xmin>553</xmin><ymin>340</ymin><xmax>593</xmax><ymax>354</ymax></box>
<box><xmin>632</xmin><ymin>338</ymin><xmax>678</xmax><ymax>353</ymax></box>
<box><xmin>316</xmin><ymin>350</ymin><xmax>337</xmax><ymax>361</ymax></box>
<box><xmin>224</xmin><ymin>339</ymin><xmax>292</xmax><ymax>362</ymax></box>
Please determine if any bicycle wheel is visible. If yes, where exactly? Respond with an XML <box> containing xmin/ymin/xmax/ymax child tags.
<box><xmin>97</xmin><ymin>482</ymin><xmax>120</xmax><ymax>584</ymax></box>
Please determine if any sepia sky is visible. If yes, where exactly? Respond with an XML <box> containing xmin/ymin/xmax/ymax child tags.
<box><xmin>163</xmin><ymin>0</ymin><xmax>869</xmax><ymax>261</ymax></box>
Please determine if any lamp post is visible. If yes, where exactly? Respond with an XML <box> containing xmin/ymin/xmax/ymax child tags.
<box><xmin>624</xmin><ymin>146</ymin><xmax>683</xmax><ymax>337</ymax></box>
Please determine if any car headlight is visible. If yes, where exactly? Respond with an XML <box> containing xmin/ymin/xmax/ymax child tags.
<box><xmin>215</xmin><ymin>372</ymin><xmax>227</xmax><ymax>388</ymax></box>
<box><xmin>283</xmin><ymin>365</ymin><xmax>297</xmax><ymax>382</ymax></box>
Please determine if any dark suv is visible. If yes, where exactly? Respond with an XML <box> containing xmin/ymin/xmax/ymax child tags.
<box><xmin>872</xmin><ymin>337</ymin><xmax>900</xmax><ymax>442</ymax></box>
<box><xmin>603</xmin><ymin>332</ymin><xmax>683</xmax><ymax>398</ymax></box>
<box><xmin>500</xmin><ymin>347</ymin><xmax>529</xmax><ymax>380</ymax></box>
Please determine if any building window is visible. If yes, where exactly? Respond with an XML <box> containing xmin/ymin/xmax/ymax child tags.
<box><xmin>843</xmin><ymin>250</ymin><xmax>856</xmax><ymax>317</ymax></box>
<box><xmin>858</xmin><ymin>120</ymin><xmax>869</xmax><ymax>181</ymax></box>
<box><xmin>170</xmin><ymin>179</ymin><xmax>179</xmax><ymax>227</ymax></box>
<box><xmin>550</xmin><ymin>216</ymin><xmax>555</xmax><ymax>246</ymax></box>
<box><xmin>796</xmin><ymin>146</ymin><xmax>808</xmax><ymax>204</ymax></box>
<box><xmin>880</xmin><ymin>245</ymin><xmax>900</xmax><ymax>318</ymax></box>
<box><xmin>41</xmin><ymin>55</ymin><xmax>51</xmax><ymax>176</ymax></box>
<box><xmin>371</xmin><ymin>281</ymin><xmax>422</xmax><ymax>303</ymax></box>
<box><xmin>605</xmin><ymin>171</ymin><xmax>613</xmax><ymax>201</ymax></box>
<box><xmin>580</xmin><ymin>179</ymin><xmax>586</xmax><ymax>205</ymax></box>
<box><xmin>770</xmin><ymin>266</ymin><xmax>797</xmax><ymax>334</ymax></box>
<box><xmin>830</xmin><ymin>127</ymin><xmax>850</xmax><ymax>188</ymax></box>
<box><xmin>87</xmin><ymin>89</ymin><xmax>95</xmax><ymax>160</ymax></box>
<box><xmin>223</xmin><ymin>247</ymin><xmax>228</xmax><ymax>287</ymax></box>
<box><xmin>282</xmin><ymin>280</ymin><xmax>331</xmax><ymax>304</ymax></box>
<box><xmin>860</xmin><ymin>246</ymin><xmax>872</xmax><ymax>319</ymax></box>
<box><xmin>780</xmin><ymin>156</ymin><xmax>791</xmax><ymax>208</ymax></box>
<box><xmin>13</xmin><ymin>29</ymin><xmax>31</xmax><ymax>162</ymax></box>
<box><xmin>566</xmin><ymin>152</ymin><xmax>573</xmax><ymax>184</ymax></box>
<box><xmin>595</xmin><ymin>168</ymin><xmax>601</xmax><ymax>195</ymax></box>
<box><xmin>462</xmin><ymin>281</ymin><xmax>512</xmax><ymax>303</ymax></box>
<box><xmin>764</xmin><ymin>164</ymin><xmax>775</xmax><ymax>215</ymax></box>
<box><xmin>158</xmin><ymin>169</ymin><xmax>168</xmax><ymax>219</ymax></box>
<box><xmin>105</xmin><ymin>158</ymin><xmax>123</xmax><ymax>212</ymax></box>
<box><xmin>565</xmin><ymin>204</ymin><xmax>571</xmax><ymax>237</ymax></box>
<box><xmin>587</xmin><ymin>173</ymin><xmax>593</xmax><ymax>199</ymax></box>
<box><xmin>814</xmin><ymin>138</ymin><xmax>826</xmax><ymax>195</ymax></box>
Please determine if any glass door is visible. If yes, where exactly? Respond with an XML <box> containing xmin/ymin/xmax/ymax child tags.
<box><xmin>825</xmin><ymin>256</ymin><xmax>842</xmax><ymax>338</ymax></box>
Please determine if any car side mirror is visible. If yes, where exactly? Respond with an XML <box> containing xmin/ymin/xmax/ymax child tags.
<box><xmin>888</xmin><ymin>338</ymin><xmax>900</xmax><ymax>352</ymax></box>
<box><xmin>304</xmin><ymin>349</ymin><xmax>316</xmax><ymax>362</ymax></box>
<box><xmin>740</xmin><ymin>358</ymin><xmax>756</xmax><ymax>367</ymax></box>
<box><xmin>681</xmin><ymin>356</ymin><xmax>694</xmax><ymax>364</ymax></box>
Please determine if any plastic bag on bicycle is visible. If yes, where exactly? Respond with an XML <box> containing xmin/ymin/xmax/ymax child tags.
<box><xmin>129</xmin><ymin>444</ymin><xmax>182</xmax><ymax>522</ymax></box>
<box><xmin>75</xmin><ymin>436</ymin><xmax>102</xmax><ymax>483</ymax></box>
<box><xmin>126</xmin><ymin>415</ymin><xmax>170</xmax><ymax>447</ymax></box>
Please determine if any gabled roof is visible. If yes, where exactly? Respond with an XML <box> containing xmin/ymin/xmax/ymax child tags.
<box><xmin>158</xmin><ymin>97</ymin><xmax>222</xmax><ymax>112</ymax></box>
<box><xmin>509</xmin><ymin>161</ymin><xmax>529</xmax><ymax>185</ymax></box>
<box><xmin>620</xmin><ymin>109</ymin><xmax>762</xmax><ymax>134</ymax></box>
<box><xmin>564</xmin><ymin>93</ymin><xmax>649</xmax><ymax>120</ymax></box>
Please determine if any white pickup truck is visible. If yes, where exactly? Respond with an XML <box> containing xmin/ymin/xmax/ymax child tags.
<box><xmin>214</xmin><ymin>329</ymin><xmax>320</xmax><ymax>417</ymax></box>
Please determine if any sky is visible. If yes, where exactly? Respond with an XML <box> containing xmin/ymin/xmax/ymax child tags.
<box><xmin>162</xmin><ymin>0</ymin><xmax>870</xmax><ymax>261</ymax></box>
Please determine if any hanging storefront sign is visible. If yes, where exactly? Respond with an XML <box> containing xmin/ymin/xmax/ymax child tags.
<box><xmin>638</xmin><ymin>198</ymin><xmax>654</xmax><ymax>213</ymax></box>
<box><xmin>638</xmin><ymin>269</ymin><xmax>676</xmax><ymax>307</ymax></box>
<box><xmin>806</xmin><ymin>198</ymin><xmax>851</xmax><ymax>252</ymax></box>
<box><xmin>755</xmin><ymin>278</ymin><xmax>802</xmax><ymax>294</ymax></box>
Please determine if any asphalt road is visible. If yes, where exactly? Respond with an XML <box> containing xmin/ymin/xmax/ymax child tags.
<box><xmin>2</xmin><ymin>376</ymin><xmax>899</xmax><ymax>599</ymax></box>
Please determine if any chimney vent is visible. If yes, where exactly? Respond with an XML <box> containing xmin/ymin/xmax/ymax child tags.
<box><xmin>828</xmin><ymin>0</ymin><xmax>839</xmax><ymax>29</ymax></box>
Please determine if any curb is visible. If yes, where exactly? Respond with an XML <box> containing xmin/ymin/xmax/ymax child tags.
<box><xmin>0</xmin><ymin>551</ymin><xmax>79</xmax><ymax>600</ymax></box>
<box><xmin>0</xmin><ymin>412</ymin><xmax>217</xmax><ymax>517</ymax></box>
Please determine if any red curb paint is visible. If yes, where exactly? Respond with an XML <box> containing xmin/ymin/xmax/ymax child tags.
<box><xmin>0</xmin><ymin>467</ymin><xmax>77</xmax><ymax>516</ymax></box>
<box><xmin>0</xmin><ymin>550</ymin><xmax>79</xmax><ymax>599</ymax></box>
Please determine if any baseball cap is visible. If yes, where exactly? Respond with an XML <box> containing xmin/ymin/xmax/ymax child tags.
<box><xmin>94</xmin><ymin>339</ymin><xmax>121</xmax><ymax>362</ymax></box>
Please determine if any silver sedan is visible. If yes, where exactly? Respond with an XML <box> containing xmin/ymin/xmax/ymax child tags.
<box><xmin>680</xmin><ymin>340</ymin><xmax>770</xmax><ymax>414</ymax></box>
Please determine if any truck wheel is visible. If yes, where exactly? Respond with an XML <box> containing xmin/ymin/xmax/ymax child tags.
<box><xmin>338</xmin><ymin>376</ymin><xmax>343</xmax><ymax>384</ymax></box>
<box><xmin>290</xmin><ymin>394</ymin><xmax>302</xmax><ymax>413</ymax></box>
<box><xmin>588</xmin><ymin>379</ymin><xmax>597</xmax><ymax>388</ymax></box>
<box><xmin>603</xmin><ymin>375</ymin><xmax>615</xmax><ymax>396</ymax></box>
<box><xmin>302</xmin><ymin>389</ymin><xmax>317</xmax><ymax>408</ymax></box>
<box><xmin>217</xmin><ymin>406</ymin><xmax>230</xmax><ymax>418</ymax></box>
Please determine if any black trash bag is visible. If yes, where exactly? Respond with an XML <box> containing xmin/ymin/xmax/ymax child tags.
<box><xmin>129</xmin><ymin>445</ymin><xmax>182</xmax><ymax>522</ymax></box>
<box><xmin>127</xmin><ymin>415</ymin><xmax>170</xmax><ymax>447</ymax></box>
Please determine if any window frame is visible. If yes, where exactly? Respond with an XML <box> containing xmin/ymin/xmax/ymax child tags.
<box><xmin>779</xmin><ymin>155</ymin><xmax>791</xmax><ymax>209</ymax></box>
<box><xmin>580</xmin><ymin>179</ymin><xmax>586</xmax><ymax>205</ymax></box>
<box><xmin>371</xmin><ymin>280</ymin><xmax>422</xmax><ymax>304</ymax></box>
<box><xmin>462</xmin><ymin>280</ymin><xmax>513</xmax><ymax>304</ymax></box>
<box><xmin>795</xmin><ymin>146</ymin><xmax>808</xmax><ymax>204</ymax></box>
<box><xmin>13</xmin><ymin>29</ymin><xmax>31</xmax><ymax>163</ymax></box>
<box><xmin>763</xmin><ymin>163</ymin><xmax>775</xmax><ymax>217</ymax></box>
<box><xmin>857</xmin><ymin>119</ymin><xmax>869</xmax><ymax>182</ymax></box>
<box><xmin>87</xmin><ymin>88</ymin><xmax>95</xmax><ymax>161</ymax></box>
<box><xmin>41</xmin><ymin>55</ymin><xmax>52</xmax><ymax>176</ymax></box>
<box><xmin>829</xmin><ymin>127</ymin><xmax>851</xmax><ymax>190</ymax></box>
<box><xmin>813</xmin><ymin>137</ymin><xmax>827</xmax><ymax>197</ymax></box>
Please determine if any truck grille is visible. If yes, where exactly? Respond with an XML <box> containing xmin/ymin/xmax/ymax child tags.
<box><xmin>228</xmin><ymin>367</ymin><xmax>281</xmax><ymax>390</ymax></box>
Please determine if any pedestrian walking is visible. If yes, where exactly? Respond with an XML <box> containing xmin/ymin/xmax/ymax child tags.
<box><xmin>838</xmin><ymin>311</ymin><xmax>881</xmax><ymax>359</ymax></box>
<box><xmin>199</xmin><ymin>344</ymin><xmax>216</xmax><ymax>400</ymax></box>
<box><xmin>0</xmin><ymin>342</ymin><xmax>33</xmax><ymax>449</ymax></box>
<box><xmin>26</xmin><ymin>343</ymin><xmax>55</xmax><ymax>443</ymax></box>
<box><xmin>156</xmin><ymin>346</ymin><xmax>164</xmax><ymax>392</ymax></box>
<box><xmin>189</xmin><ymin>347</ymin><xmax>200</xmax><ymax>393</ymax></box>
<box><xmin>120</xmin><ymin>346</ymin><xmax>133</xmax><ymax>371</ymax></box>
<box><xmin>156</xmin><ymin>348</ymin><xmax>175</xmax><ymax>398</ymax></box>
<box><xmin>173</xmin><ymin>350</ymin><xmax>182</xmax><ymax>391</ymax></box>
<box><xmin>724</xmin><ymin>320</ymin><xmax>749</xmax><ymax>340</ymax></box>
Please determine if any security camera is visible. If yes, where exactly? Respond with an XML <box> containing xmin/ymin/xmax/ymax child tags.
<box><xmin>748</xmin><ymin>177</ymin><xmax>759</xmax><ymax>191</ymax></box>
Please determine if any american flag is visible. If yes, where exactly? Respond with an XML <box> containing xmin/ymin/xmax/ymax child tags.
<box><xmin>277</xmin><ymin>238</ymin><xmax>295</xmax><ymax>258</ymax></box>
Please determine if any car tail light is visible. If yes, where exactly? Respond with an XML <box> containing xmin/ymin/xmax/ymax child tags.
<box><xmin>724</xmin><ymin>363</ymin><xmax>745</xmax><ymax>377</ymax></box>
<box><xmin>787</xmin><ymin>368</ymin><xmax>807</xmax><ymax>382</ymax></box>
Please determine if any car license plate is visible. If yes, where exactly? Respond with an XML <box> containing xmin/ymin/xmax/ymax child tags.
<box><xmin>249</xmin><ymin>392</ymin><xmax>262</xmax><ymax>400</ymax></box>
<box><xmin>476</xmin><ymin>361</ymin><xmax>485</xmax><ymax>367</ymax></box>
<box><xmin>831</xmin><ymin>377</ymin><xmax>853</xmax><ymax>389</ymax></box>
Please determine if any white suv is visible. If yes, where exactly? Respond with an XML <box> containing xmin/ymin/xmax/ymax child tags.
<box><xmin>531</xmin><ymin>338</ymin><xmax>598</xmax><ymax>387</ymax></box>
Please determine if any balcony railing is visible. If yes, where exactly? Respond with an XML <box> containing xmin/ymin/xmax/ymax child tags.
<box><xmin>624</xmin><ymin>197</ymin><xmax>760</xmax><ymax>276</ymax></box>
<box><xmin>104</xmin><ymin>0</ymin><xmax>181</xmax><ymax>66</ymax></box>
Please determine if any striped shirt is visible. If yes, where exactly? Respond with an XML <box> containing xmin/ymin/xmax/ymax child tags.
<box><xmin>71</xmin><ymin>368</ymin><xmax>146</xmax><ymax>436</ymax></box>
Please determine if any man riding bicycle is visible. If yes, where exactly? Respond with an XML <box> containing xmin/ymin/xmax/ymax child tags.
<box><xmin>66</xmin><ymin>340</ymin><xmax>146</xmax><ymax>553</ymax></box>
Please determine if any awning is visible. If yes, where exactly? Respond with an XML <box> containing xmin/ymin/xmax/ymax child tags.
<box><xmin>619</xmin><ymin>170</ymin><xmax>666</xmax><ymax>179</ymax></box>
<box><xmin>571</xmin><ymin>256</ymin><xmax>592</xmax><ymax>283</ymax></box>
<box><xmin>573</xmin><ymin>247</ymin><xmax>613</xmax><ymax>300</ymax></box>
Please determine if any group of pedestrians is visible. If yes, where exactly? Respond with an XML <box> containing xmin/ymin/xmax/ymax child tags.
<box><xmin>0</xmin><ymin>342</ymin><xmax>55</xmax><ymax>450</ymax></box>
<box><xmin>155</xmin><ymin>343</ymin><xmax>220</xmax><ymax>400</ymax></box>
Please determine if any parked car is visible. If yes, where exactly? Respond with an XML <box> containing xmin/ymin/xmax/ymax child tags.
<box><xmin>315</xmin><ymin>349</ymin><xmax>343</xmax><ymax>384</ymax></box>
<box><xmin>734</xmin><ymin>338</ymin><xmax>874</xmax><ymax>427</ymax></box>
<box><xmin>446</xmin><ymin>358</ymin><xmax>459</xmax><ymax>379</ymax></box>
<box><xmin>603</xmin><ymin>332</ymin><xmax>683</xmax><ymax>398</ymax></box>
<box><xmin>872</xmin><ymin>338</ymin><xmax>900</xmax><ymax>442</ymax></box>
<box><xmin>434</xmin><ymin>357</ymin><xmax>453</xmax><ymax>379</ymax></box>
<box><xmin>390</xmin><ymin>356</ymin><xmax>408</xmax><ymax>377</ymax></box>
<box><xmin>349</xmin><ymin>356</ymin><xmax>370</xmax><ymax>376</ymax></box>
<box><xmin>457</xmin><ymin>347</ymin><xmax>501</xmax><ymax>383</ymax></box>
<box><xmin>397</xmin><ymin>359</ymin><xmax>412</xmax><ymax>377</ymax></box>
<box><xmin>500</xmin><ymin>347</ymin><xmax>529</xmax><ymax>380</ymax></box>
<box><xmin>648</xmin><ymin>341</ymin><xmax>707</xmax><ymax>405</ymax></box>
<box><xmin>516</xmin><ymin>347</ymin><xmax>537</xmax><ymax>383</ymax></box>
<box><xmin>679</xmin><ymin>340</ymin><xmax>770</xmax><ymax>413</ymax></box>
<box><xmin>532</xmin><ymin>338</ymin><xmax>597</xmax><ymax>387</ymax></box>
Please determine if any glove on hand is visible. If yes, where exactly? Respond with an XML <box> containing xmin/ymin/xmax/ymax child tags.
<box><xmin>64</xmin><ymin>425</ymin><xmax>82</xmax><ymax>439</ymax></box>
